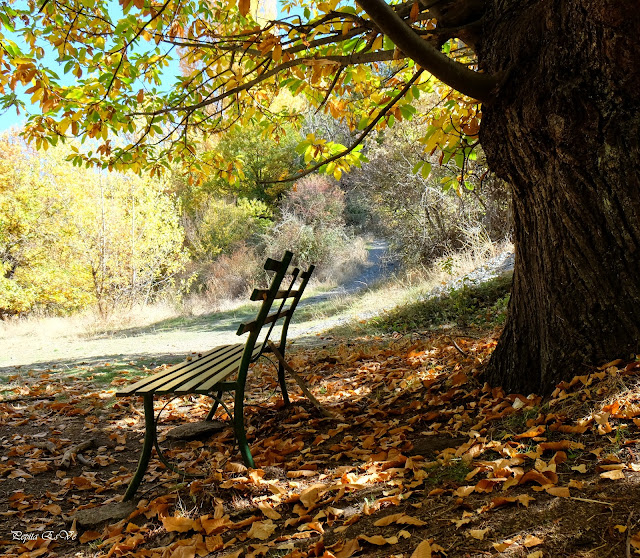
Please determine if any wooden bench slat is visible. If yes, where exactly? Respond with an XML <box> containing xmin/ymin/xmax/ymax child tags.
<box><xmin>236</xmin><ymin>307</ymin><xmax>293</xmax><ymax>335</ymax></box>
<box><xmin>115</xmin><ymin>343</ymin><xmax>244</xmax><ymax>396</ymax></box>
<box><xmin>138</xmin><ymin>344</ymin><xmax>246</xmax><ymax>395</ymax></box>
<box><xmin>114</xmin><ymin>344</ymin><xmax>234</xmax><ymax>396</ymax></box>
<box><xmin>172</xmin><ymin>344</ymin><xmax>263</xmax><ymax>394</ymax></box>
<box><xmin>184</xmin><ymin>344</ymin><xmax>264</xmax><ymax>393</ymax></box>
<box><xmin>263</xmin><ymin>256</ymin><xmax>284</xmax><ymax>272</ymax></box>
<box><xmin>250</xmin><ymin>288</ymin><xmax>301</xmax><ymax>301</ymax></box>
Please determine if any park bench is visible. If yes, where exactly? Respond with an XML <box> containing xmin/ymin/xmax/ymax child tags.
<box><xmin>116</xmin><ymin>251</ymin><xmax>314</xmax><ymax>501</ymax></box>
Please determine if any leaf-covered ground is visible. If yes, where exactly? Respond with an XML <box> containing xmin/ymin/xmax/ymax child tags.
<box><xmin>2</xmin><ymin>330</ymin><xmax>640</xmax><ymax>558</ymax></box>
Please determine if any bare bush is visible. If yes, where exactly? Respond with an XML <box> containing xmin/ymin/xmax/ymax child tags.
<box><xmin>342</xmin><ymin>107</ymin><xmax>511</xmax><ymax>266</ymax></box>
<box><xmin>184</xmin><ymin>244</ymin><xmax>263</xmax><ymax>311</ymax></box>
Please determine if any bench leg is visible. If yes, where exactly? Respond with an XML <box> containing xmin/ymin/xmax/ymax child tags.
<box><xmin>234</xmin><ymin>390</ymin><xmax>255</xmax><ymax>468</ymax></box>
<box><xmin>278</xmin><ymin>361</ymin><xmax>291</xmax><ymax>407</ymax></box>
<box><xmin>123</xmin><ymin>395</ymin><xmax>156</xmax><ymax>501</ymax></box>
<box><xmin>205</xmin><ymin>390</ymin><xmax>224</xmax><ymax>421</ymax></box>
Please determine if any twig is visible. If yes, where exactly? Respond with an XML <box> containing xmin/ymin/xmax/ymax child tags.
<box><xmin>32</xmin><ymin>441</ymin><xmax>58</xmax><ymax>453</ymax></box>
<box><xmin>77</xmin><ymin>454</ymin><xmax>94</xmax><ymax>466</ymax></box>
<box><xmin>447</xmin><ymin>336</ymin><xmax>468</xmax><ymax>357</ymax></box>
<box><xmin>568</xmin><ymin>496</ymin><xmax>614</xmax><ymax>507</ymax></box>
<box><xmin>60</xmin><ymin>439</ymin><xmax>96</xmax><ymax>468</ymax></box>
<box><xmin>626</xmin><ymin>511</ymin><xmax>633</xmax><ymax>558</ymax></box>
<box><xmin>1</xmin><ymin>396</ymin><xmax>56</xmax><ymax>404</ymax></box>
<box><xmin>130</xmin><ymin>401</ymin><xmax>145</xmax><ymax>417</ymax></box>
<box><xmin>267</xmin><ymin>342</ymin><xmax>338</xmax><ymax>419</ymax></box>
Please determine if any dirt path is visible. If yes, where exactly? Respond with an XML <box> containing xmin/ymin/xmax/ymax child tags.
<box><xmin>302</xmin><ymin>239</ymin><xmax>397</xmax><ymax>302</ymax></box>
<box><xmin>0</xmin><ymin>241</ymin><xmax>397</xmax><ymax>372</ymax></box>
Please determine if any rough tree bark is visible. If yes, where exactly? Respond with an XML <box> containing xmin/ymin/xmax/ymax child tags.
<box><xmin>478</xmin><ymin>0</ymin><xmax>640</xmax><ymax>393</ymax></box>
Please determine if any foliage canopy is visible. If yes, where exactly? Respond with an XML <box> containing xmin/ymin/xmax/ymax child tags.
<box><xmin>0</xmin><ymin>0</ymin><xmax>486</xmax><ymax>185</ymax></box>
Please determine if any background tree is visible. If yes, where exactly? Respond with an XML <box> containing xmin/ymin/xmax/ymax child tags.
<box><xmin>0</xmin><ymin>131</ymin><xmax>187</xmax><ymax>317</ymax></box>
<box><xmin>1</xmin><ymin>0</ymin><xmax>639</xmax><ymax>394</ymax></box>
<box><xmin>0</xmin><ymin>134</ymin><xmax>91</xmax><ymax>316</ymax></box>
<box><xmin>209</xmin><ymin>122</ymin><xmax>302</xmax><ymax>204</ymax></box>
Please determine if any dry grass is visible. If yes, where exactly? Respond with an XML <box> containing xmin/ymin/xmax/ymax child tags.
<box><xmin>0</xmin><ymin>238</ymin><xmax>511</xmax><ymax>367</ymax></box>
<box><xmin>0</xmin><ymin>301</ymin><xmax>183</xmax><ymax>341</ymax></box>
<box><xmin>331</xmin><ymin>237</ymin><xmax>513</xmax><ymax>322</ymax></box>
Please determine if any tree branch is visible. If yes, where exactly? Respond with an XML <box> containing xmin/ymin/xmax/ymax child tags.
<box><xmin>262</xmin><ymin>70</ymin><xmax>425</xmax><ymax>184</ymax></box>
<box><xmin>130</xmin><ymin>50</ymin><xmax>398</xmax><ymax>117</ymax></box>
<box><xmin>355</xmin><ymin>0</ymin><xmax>501</xmax><ymax>103</ymax></box>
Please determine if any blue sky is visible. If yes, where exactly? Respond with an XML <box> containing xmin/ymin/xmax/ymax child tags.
<box><xmin>0</xmin><ymin>0</ymin><xmax>287</xmax><ymax>132</ymax></box>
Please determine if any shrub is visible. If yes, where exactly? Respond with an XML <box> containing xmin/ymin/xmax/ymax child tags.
<box><xmin>281</xmin><ymin>175</ymin><xmax>345</xmax><ymax>228</ymax></box>
<box><xmin>343</xmin><ymin>101</ymin><xmax>511</xmax><ymax>267</ymax></box>
<box><xmin>183</xmin><ymin>197</ymin><xmax>273</xmax><ymax>261</ymax></box>
<box><xmin>200</xmin><ymin>244</ymin><xmax>263</xmax><ymax>303</ymax></box>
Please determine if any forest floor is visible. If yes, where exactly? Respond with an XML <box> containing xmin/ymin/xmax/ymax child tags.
<box><xmin>2</xmin><ymin>257</ymin><xmax>640</xmax><ymax>558</ymax></box>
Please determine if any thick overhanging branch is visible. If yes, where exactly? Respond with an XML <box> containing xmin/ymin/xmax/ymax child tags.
<box><xmin>356</xmin><ymin>0</ymin><xmax>499</xmax><ymax>103</ymax></box>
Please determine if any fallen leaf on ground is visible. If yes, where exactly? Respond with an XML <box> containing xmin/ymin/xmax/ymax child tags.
<box><xmin>410</xmin><ymin>540</ymin><xmax>432</xmax><ymax>558</ymax></box>
<box><xmin>468</xmin><ymin>528</ymin><xmax>490</xmax><ymax>540</ymax></box>
<box><xmin>247</xmin><ymin>520</ymin><xmax>276</xmax><ymax>540</ymax></box>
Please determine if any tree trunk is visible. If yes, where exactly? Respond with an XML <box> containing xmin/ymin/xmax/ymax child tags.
<box><xmin>478</xmin><ymin>0</ymin><xmax>640</xmax><ymax>394</ymax></box>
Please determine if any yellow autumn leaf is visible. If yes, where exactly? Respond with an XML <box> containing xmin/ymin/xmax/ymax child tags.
<box><xmin>410</xmin><ymin>540</ymin><xmax>432</xmax><ymax>558</ymax></box>
<box><xmin>358</xmin><ymin>534</ymin><xmax>398</xmax><ymax>545</ymax></box>
<box><xmin>79</xmin><ymin>530</ymin><xmax>102</xmax><ymax>543</ymax></box>
<box><xmin>258</xmin><ymin>503</ymin><xmax>281</xmax><ymax>520</ymax></box>
<box><xmin>401</xmin><ymin>515</ymin><xmax>428</xmax><ymax>526</ymax></box>
<box><xmin>300</xmin><ymin>484</ymin><xmax>324</xmax><ymax>507</ymax></box>
<box><xmin>200</xmin><ymin>516</ymin><xmax>231</xmax><ymax>535</ymax></box>
<box><xmin>452</xmin><ymin>517</ymin><xmax>472</xmax><ymax>528</ymax></box>
<box><xmin>205</xmin><ymin>535</ymin><xmax>224</xmax><ymax>552</ymax></box>
<box><xmin>334</xmin><ymin>538</ymin><xmax>361</xmax><ymax>558</ymax></box>
<box><xmin>454</xmin><ymin>485</ymin><xmax>475</xmax><ymax>497</ymax></box>
<box><xmin>524</xmin><ymin>534</ymin><xmax>544</xmax><ymax>547</ymax></box>
<box><xmin>469</xmin><ymin>528</ymin><xmax>490</xmax><ymax>540</ymax></box>
<box><xmin>162</xmin><ymin>516</ymin><xmax>197</xmax><ymax>532</ymax></box>
<box><xmin>247</xmin><ymin>519</ymin><xmax>277</xmax><ymax>540</ymax></box>
<box><xmin>545</xmin><ymin>486</ymin><xmax>571</xmax><ymax>497</ymax></box>
<box><xmin>42</xmin><ymin>503</ymin><xmax>62</xmax><ymax>515</ymax></box>
<box><xmin>374</xmin><ymin>513</ymin><xmax>404</xmax><ymax>526</ymax></box>
<box><xmin>272</xmin><ymin>44</ymin><xmax>282</xmax><ymax>62</ymax></box>
<box><xmin>600</xmin><ymin>469</ymin><xmax>625</xmax><ymax>480</ymax></box>
<box><xmin>238</xmin><ymin>0</ymin><xmax>250</xmax><ymax>15</ymax></box>
<box><xmin>171</xmin><ymin>546</ymin><xmax>197</xmax><ymax>558</ymax></box>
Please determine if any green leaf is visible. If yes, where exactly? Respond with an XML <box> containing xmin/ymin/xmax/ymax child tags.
<box><xmin>421</xmin><ymin>162</ymin><xmax>432</xmax><ymax>179</ymax></box>
<box><xmin>0</xmin><ymin>12</ymin><xmax>14</xmax><ymax>32</ymax></box>
<box><xmin>357</xmin><ymin>116</ymin><xmax>369</xmax><ymax>131</ymax></box>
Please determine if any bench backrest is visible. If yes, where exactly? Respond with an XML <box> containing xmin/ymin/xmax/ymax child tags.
<box><xmin>234</xmin><ymin>251</ymin><xmax>314</xmax><ymax>385</ymax></box>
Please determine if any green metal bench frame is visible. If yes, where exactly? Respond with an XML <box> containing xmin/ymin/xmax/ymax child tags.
<box><xmin>115</xmin><ymin>251</ymin><xmax>314</xmax><ymax>500</ymax></box>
